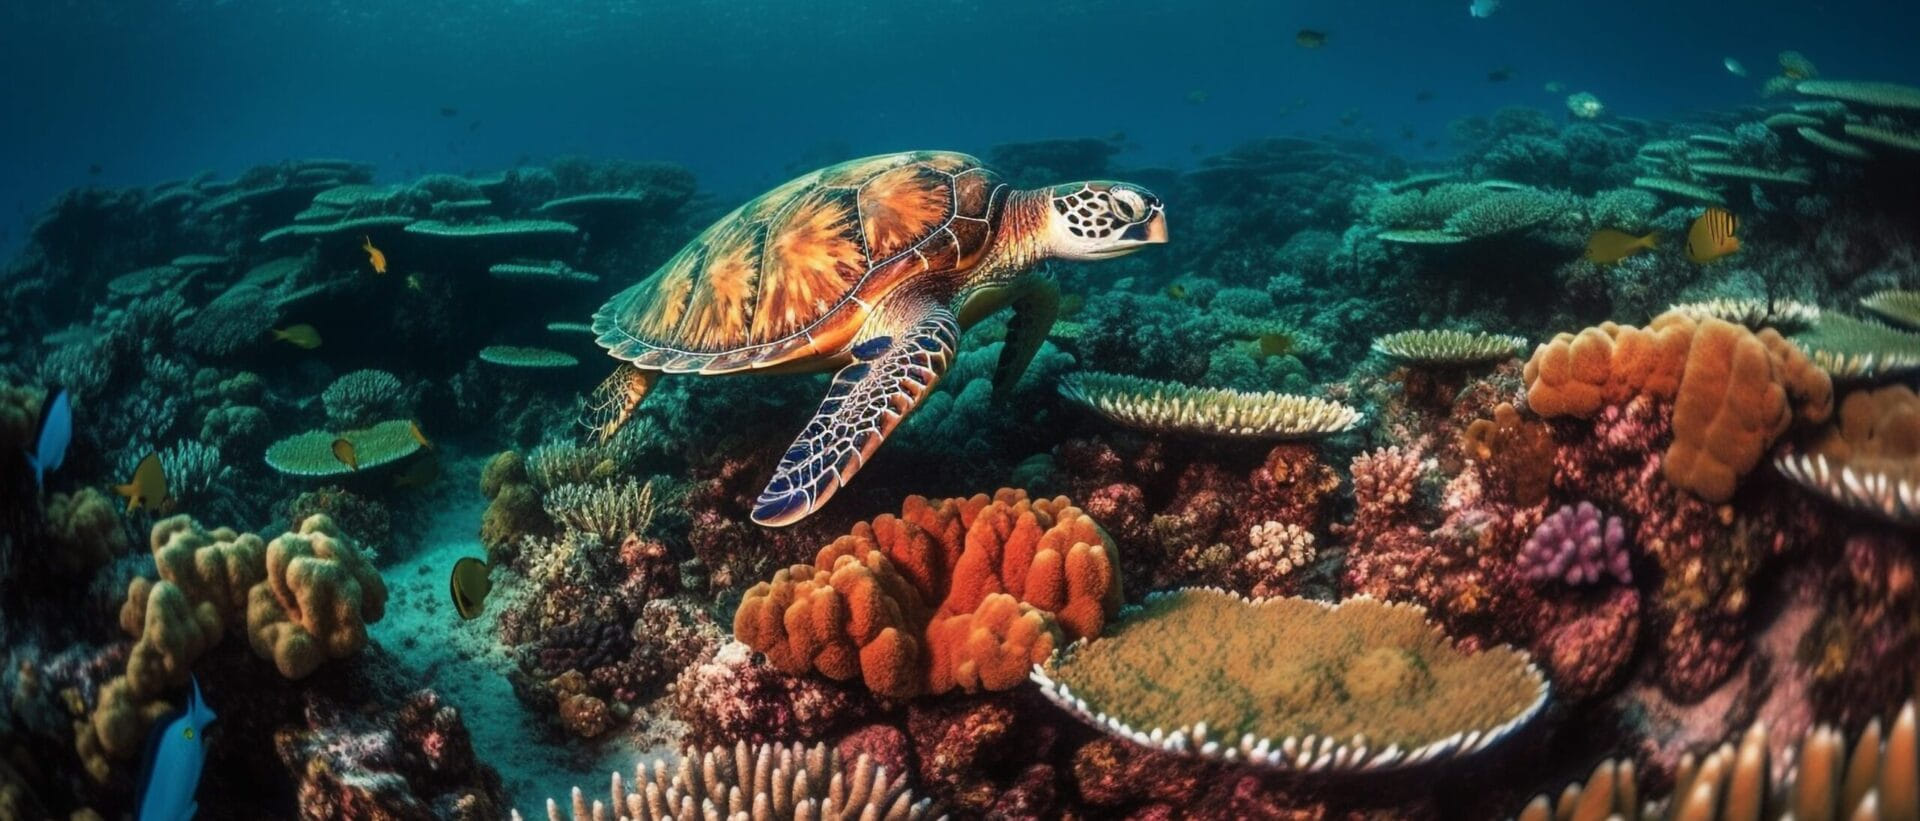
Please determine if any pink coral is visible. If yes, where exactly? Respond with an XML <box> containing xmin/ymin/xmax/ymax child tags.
<box><xmin>1532</xmin><ymin>586</ymin><xmax>1641</xmax><ymax>701</ymax></box>
<box><xmin>1517</xmin><ymin>502</ymin><xmax>1630</xmax><ymax>586</ymax></box>
<box><xmin>671</xmin><ymin>640</ymin><xmax>874</xmax><ymax>748</ymax></box>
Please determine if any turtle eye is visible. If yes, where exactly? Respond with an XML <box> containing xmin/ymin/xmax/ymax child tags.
<box><xmin>1110</xmin><ymin>190</ymin><xmax>1145</xmax><ymax>222</ymax></box>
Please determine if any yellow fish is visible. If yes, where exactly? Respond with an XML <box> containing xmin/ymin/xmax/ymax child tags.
<box><xmin>1585</xmin><ymin>229</ymin><xmax>1659</xmax><ymax>266</ymax></box>
<box><xmin>331</xmin><ymin>438</ymin><xmax>358</xmax><ymax>471</ymax></box>
<box><xmin>1686</xmin><ymin>208</ymin><xmax>1741</xmax><ymax>263</ymax></box>
<box><xmin>408</xmin><ymin>421</ymin><xmax>433</xmax><ymax>450</ymax></box>
<box><xmin>362</xmin><ymin>236</ymin><xmax>387</xmax><ymax>274</ymax></box>
<box><xmin>272</xmin><ymin>324</ymin><xmax>322</xmax><ymax>349</ymax></box>
<box><xmin>449</xmin><ymin>556</ymin><xmax>493</xmax><ymax>620</ymax></box>
<box><xmin>1165</xmin><ymin>283</ymin><xmax>1188</xmax><ymax>300</ymax></box>
<box><xmin>394</xmin><ymin>455</ymin><xmax>441</xmax><ymax>489</ymax></box>
<box><xmin>114</xmin><ymin>451</ymin><xmax>172</xmax><ymax>513</ymax></box>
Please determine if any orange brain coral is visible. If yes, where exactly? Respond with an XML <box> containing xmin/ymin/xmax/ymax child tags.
<box><xmin>734</xmin><ymin>489</ymin><xmax>1122</xmax><ymax>698</ymax></box>
<box><xmin>1523</xmin><ymin>311</ymin><xmax>1833</xmax><ymax>502</ymax></box>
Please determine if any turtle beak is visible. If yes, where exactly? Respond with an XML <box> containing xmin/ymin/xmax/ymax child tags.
<box><xmin>1121</xmin><ymin>211</ymin><xmax>1169</xmax><ymax>245</ymax></box>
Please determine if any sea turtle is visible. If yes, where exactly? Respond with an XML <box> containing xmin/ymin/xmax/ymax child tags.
<box><xmin>588</xmin><ymin>150</ymin><xmax>1167</xmax><ymax>526</ymax></box>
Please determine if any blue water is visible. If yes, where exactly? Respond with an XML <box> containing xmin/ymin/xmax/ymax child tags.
<box><xmin>5</xmin><ymin>0</ymin><xmax>1918</xmax><ymax>254</ymax></box>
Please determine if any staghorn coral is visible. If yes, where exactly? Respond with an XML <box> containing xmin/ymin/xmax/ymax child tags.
<box><xmin>733</xmin><ymin>489</ymin><xmax>1120</xmax><ymax>699</ymax></box>
<box><xmin>1059</xmin><ymin>371</ymin><xmax>1362</xmax><ymax>439</ymax></box>
<box><xmin>245</xmin><ymin>514</ymin><xmax>389</xmax><ymax>678</ymax></box>
<box><xmin>1776</xmin><ymin>384</ymin><xmax>1920</xmax><ymax>525</ymax></box>
<box><xmin>1372</xmin><ymin>329</ymin><xmax>1527</xmax><ymax>365</ymax></box>
<box><xmin>519</xmin><ymin>740</ymin><xmax>945</xmax><ymax>821</ymax></box>
<box><xmin>1032</xmin><ymin>589</ymin><xmax>1549</xmax><ymax>772</ymax></box>
<box><xmin>1517</xmin><ymin>698</ymin><xmax>1920</xmax><ymax>820</ymax></box>
<box><xmin>1523</xmin><ymin>311</ymin><xmax>1833</xmax><ymax>502</ymax></box>
<box><xmin>1517</xmin><ymin>502</ymin><xmax>1631</xmax><ymax>586</ymax></box>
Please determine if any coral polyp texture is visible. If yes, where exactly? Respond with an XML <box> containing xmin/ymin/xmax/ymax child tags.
<box><xmin>1058</xmin><ymin>371</ymin><xmax>1362</xmax><ymax>438</ymax></box>
<box><xmin>1861</xmin><ymin>290</ymin><xmax>1920</xmax><ymax>329</ymax></box>
<box><xmin>1517</xmin><ymin>502</ymin><xmax>1631</xmax><ymax>586</ymax></box>
<box><xmin>1793</xmin><ymin>313</ymin><xmax>1920</xmax><ymax>379</ymax></box>
<box><xmin>1776</xmin><ymin>383</ymin><xmax>1920</xmax><ymax>525</ymax></box>
<box><xmin>1522</xmin><ymin>310</ymin><xmax>1833</xmax><ymax>502</ymax></box>
<box><xmin>480</xmin><ymin>344</ymin><xmax>582</xmax><ymax>368</ymax></box>
<box><xmin>519</xmin><ymin>741</ymin><xmax>946</xmax><ymax>821</ymax></box>
<box><xmin>734</xmin><ymin>489</ymin><xmax>1121</xmax><ymax>699</ymax></box>
<box><xmin>1031</xmin><ymin>589</ymin><xmax>1549</xmax><ymax>772</ymax></box>
<box><xmin>1518</xmin><ymin>698</ymin><xmax>1920</xmax><ymax>820</ymax></box>
<box><xmin>1371</xmin><ymin>329</ymin><xmax>1528</xmax><ymax>365</ymax></box>
<box><xmin>1665</xmin><ymin>297</ymin><xmax>1823</xmax><ymax>331</ymax></box>
<box><xmin>264</xmin><ymin>418</ymin><xmax>424</xmax><ymax>477</ymax></box>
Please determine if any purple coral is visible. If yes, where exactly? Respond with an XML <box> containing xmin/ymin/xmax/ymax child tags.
<box><xmin>1518</xmin><ymin>502</ymin><xmax>1630</xmax><ymax>585</ymax></box>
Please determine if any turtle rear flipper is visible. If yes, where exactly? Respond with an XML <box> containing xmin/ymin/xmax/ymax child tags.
<box><xmin>582</xmin><ymin>363</ymin><xmax>661</xmax><ymax>444</ymax></box>
<box><xmin>992</xmin><ymin>274</ymin><xmax>1061</xmax><ymax>401</ymax></box>
<box><xmin>753</xmin><ymin>302</ymin><xmax>958</xmax><ymax>527</ymax></box>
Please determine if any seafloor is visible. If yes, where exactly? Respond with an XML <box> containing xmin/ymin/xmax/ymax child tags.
<box><xmin>2</xmin><ymin>72</ymin><xmax>1920</xmax><ymax>821</ymax></box>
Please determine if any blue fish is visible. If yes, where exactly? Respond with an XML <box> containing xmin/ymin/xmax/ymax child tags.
<box><xmin>23</xmin><ymin>386</ymin><xmax>70</xmax><ymax>494</ymax></box>
<box><xmin>136</xmin><ymin>675</ymin><xmax>215</xmax><ymax>821</ymax></box>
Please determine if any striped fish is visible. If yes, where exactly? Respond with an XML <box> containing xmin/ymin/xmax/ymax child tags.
<box><xmin>1686</xmin><ymin>207</ymin><xmax>1741</xmax><ymax>263</ymax></box>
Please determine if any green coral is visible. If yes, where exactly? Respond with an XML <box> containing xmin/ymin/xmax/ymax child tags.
<box><xmin>264</xmin><ymin>420</ymin><xmax>423</xmax><ymax>478</ymax></box>
<box><xmin>1441</xmin><ymin>188</ymin><xmax>1579</xmax><ymax>238</ymax></box>
<box><xmin>478</xmin><ymin>346</ymin><xmax>579</xmax><ymax>368</ymax></box>
<box><xmin>1793</xmin><ymin>313</ymin><xmax>1920</xmax><ymax>379</ymax></box>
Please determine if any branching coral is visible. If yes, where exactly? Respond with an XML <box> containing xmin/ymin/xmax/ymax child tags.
<box><xmin>1516</xmin><ymin>502</ymin><xmax>1630</xmax><ymax>586</ymax></box>
<box><xmin>320</xmin><ymin>368</ymin><xmax>410</xmax><ymax>428</ymax></box>
<box><xmin>1523</xmin><ymin>311</ymin><xmax>1833</xmax><ymax>501</ymax></box>
<box><xmin>542</xmin><ymin>478</ymin><xmax>663</xmax><ymax>546</ymax></box>
<box><xmin>1236</xmin><ymin>521</ymin><xmax>1316</xmax><ymax>598</ymax></box>
<box><xmin>734</xmin><ymin>489</ymin><xmax>1120</xmax><ymax>698</ymax></box>
<box><xmin>1032</xmin><ymin>589</ymin><xmax>1549</xmax><ymax>772</ymax></box>
<box><xmin>1058</xmin><ymin>371</ymin><xmax>1362</xmax><ymax>439</ymax></box>
<box><xmin>519</xmin><ymin>741</ymin><xmax>945</xmax><ymax>821</ymax></box>
<box><xmin>1517</xmin><ymin>698</ymin><xmax>1920</xmax><ymax>820</ymax></box>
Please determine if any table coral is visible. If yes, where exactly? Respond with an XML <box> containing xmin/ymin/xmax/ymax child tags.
<box><xmin>734</xmin><ymin>489</ymin><xmax>1121</xmax><ymax>699</ymax></box>
<box><xmin>1522</xmin><ymin>311</ymin><xmax>1832</xmax><ymax>502</ymax></box>
<box><xmin>245</xmin><ymin>514</ymin><xmax>388</xmax><ymax>679</ymax></box>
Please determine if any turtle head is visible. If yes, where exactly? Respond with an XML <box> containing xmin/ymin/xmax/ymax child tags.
<box><xmin>1043</xmin><ymin>182</ymin><xmax>1168</xmax><ymax>260</ymax></box>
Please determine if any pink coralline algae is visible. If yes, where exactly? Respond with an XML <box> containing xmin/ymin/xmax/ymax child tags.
<box><xmin>1532</xmin><ymin>586</ymin><xmax>1642</xmax><ymax>701</ymax></box>
<box><xmin>1517</xmin><ymin>502</ymin><xmax>1630</xmax><ymax>586</ymax></box>
<box><xmin>670</xmin><ymin>640</ymin><xmax>874</xmax><ymax>748</ymax></box>
<box><xmin>272</xmin><ymin>689</ymin><xmax>505</xmax><ymax>820</ymax></box>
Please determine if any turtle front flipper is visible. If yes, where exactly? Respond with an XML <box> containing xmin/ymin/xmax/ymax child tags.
<box><xmin>581</xmin><ymin>363</ymin><xmax>661</xmax><ymax>444</ymax></box>
<box><xmin>992</xmin><ymin>274</ymin><xmax>1061</xmax><ymax>401</ymax></box>
<box><xmin>752</xmin><ymin>302</ymin><xmax>959</xmax><ymax>527</ymax></box>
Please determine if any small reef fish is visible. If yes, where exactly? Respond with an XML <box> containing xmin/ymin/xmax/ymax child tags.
<box><xmin>24</xmin><ymin>386</ymin><xmax>71</xmax><ymax>494</ymax></box>
<box><xmin>1469</xmin><ymin>0</ymin><xmax>1499</xmax><ymax>18</ymax></box>
<box><xmin>393</xmin><ymin>455</ymin><xmax>440</xmax><ymax>489</ymax></box>
<box><xmin>1165</xmin><ymin>283</ymin><xmax>1188</xmax><ymax>300</ymax></box>
<box><xmin>1725</xmin><ymin>57</ymin><xmax>1748</xmax><ymax>78</ymax></box>
<box><xmin>450</xmin><ymin>556</ymin><xmax>493</xmax><ymax>620</ymax></box>
<box><xmin>1687</xmin><ymin>208</ymin><xmax>1741</xmax><ymax>263</ymax></box>
<box><xmin>1488</xmin><ymin>67</ymin><xmax>1514</xmax><ymax>83</ymax></box>
<box><xmin>114</xmin><ymin>451</ymin><xmax>171</xmax><ymax>513</ymax></box>
<box><xmin>362</xmin><ymin>236</ymin><xmax>387</xmax><ymax>274</ymax></box>
<box><xmin>1295</xmin><ymin>29</ymin><xmax>1327</xmax><ymax>49</ymax></box>
<box><xmin>1585</xmin><ymin>229</ymin><xmax>1659</xmax><ymax>265</ymax></box>
<box><xmin>271</xmin><ymin>324</ymin><xmax>322</xmax><ymax>349</ymax></box>
<box><xmin>136</xmin><ymin>675</ymin><xmax>215</xmax><ymax>821</ymax></box>
<box><xmin>1255</xmin><ymin>333</ymin><xmax>1293</xmax><ymax>360</ymax></box>
<box><xmin>331</xmin><ymin>438</ymin><xmax>358</xmax><ymax>471</ymax></box>
<box><xmin>408</xmin><ymin>421</ymin><xmax>433</xmax><ymax>450</ymax></box>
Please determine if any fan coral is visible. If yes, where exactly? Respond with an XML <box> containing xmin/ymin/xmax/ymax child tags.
<box><xmin>518</xmin><ymin>741</ymin><xmax>945</xmax><ymax>821</ymax></box>
<box><xmin>1517</xmin><ymin>698</ymin><xmax>1919</xmax><ymax>820</ymax></box>
<box><xmin>1776</xmin><ymin>383</ymin><xmax>1920</xmax><ymax>525</ymax></box>
<box><xmin>1372</xmin><ymin>329</ymin><xmax>1527</xmax><ymax>365</ymax></box>
<box><xmin>1523</xmin><ymin>311</ymin><xmax>1833</xmax><ymax>502</ymax></box>
<box><xmin>245</xmin><ymin>514</ymin><xmax>389</xmax><ymax>678</ymax></box>
<box><xmin>734</xmin><ymin>489</ymin><xmax>1121</xmax><ymax>698</ymax></box>
<box><xmin>1032</xmin><ymin>589</ymin><xmax>1549</xmax><ymax>771</ymax></box>
<box><xmin>1058</xmin><ymin>371</ymin><xmax>1362</xmax><ymax>438</ymax></box>
<box><xmin>1517</xmin><ymin>502</ymin><xmax>1630</xmax><ymax>586</ymax></box>
<box><xmin>264</xmin><ymin>419</ymin><xmax>424</xmax><ymax>477</ymax></box>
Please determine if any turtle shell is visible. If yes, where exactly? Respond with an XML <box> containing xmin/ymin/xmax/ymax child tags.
<box><xmin>594</xmin><ymin>150</ymin><xmax>1008</xmax><ymax>374</ymax></box>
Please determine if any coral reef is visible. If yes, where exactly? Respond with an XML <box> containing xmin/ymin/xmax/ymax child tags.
<box><xmin>1058</xmin><ymin>371</ymin><xmax>1362</xmax><ymax>438</ymax></box>
<box><xmin>275</xmin><ymin>689</ymin><xmax>507</xmax><ymax>819</ymax></box>
<box><xmin>520</xmin><ymin>741</ymin><xmax>944</xmax><ymax>821</ymax></box>
<box><xmin>1517</xmin><ymin>502</ymin><xmax>1631</xmax><ymax>586</ymax></box>
<box><xmin>734</xmin><ymin>489</ymin><xmax>1120</xmax><ymax>698</ymax></box>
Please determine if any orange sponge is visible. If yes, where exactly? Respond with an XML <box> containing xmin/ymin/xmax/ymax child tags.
<box><xmin>1524</xmin><ymin>312</ymin><xmax>1832</xmax><ymax>502</ymax></box>
<box><xmin>734</xmin><ymin>489</ymin><xmax>1120</xmax><ymax>698</ymax></box>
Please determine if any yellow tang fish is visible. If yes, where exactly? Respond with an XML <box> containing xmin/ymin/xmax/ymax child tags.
<box><xmin>1585</xmin><ymin>229</ymin><xmax>1659</xmax><ymax>266</ymax></box>
<box><xmin>331</xmin><ymin>438</ymin><xmax>358</xmax><ymax>471</ymax></box>
<box><xmin>408</xmin><ymin>421</ymin><xmax>433</xmax><ymax>450</ymax></box>
<box><xmin>114</xmin><ymin>451</ymin><xmax>173</xmax><ymax>513</ymax></box>
<box><xmin>362</xmin><ymin>236</ymin><xmax>388</xmax><ymax>274</ymax></box>
<box><xmin>1686</xmin><ymin>208</ymin><xmax>1741</xmax><ymax>263</ymax></box>
<box><xmin>449</xmin><ymin>556</ymin><xmax>493</xmax><ymax>620</ymax></box>
<box><xmin>272</xmin><ymin>324</ymin><xmax>322</xmax><ymax>349</ymax></box>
